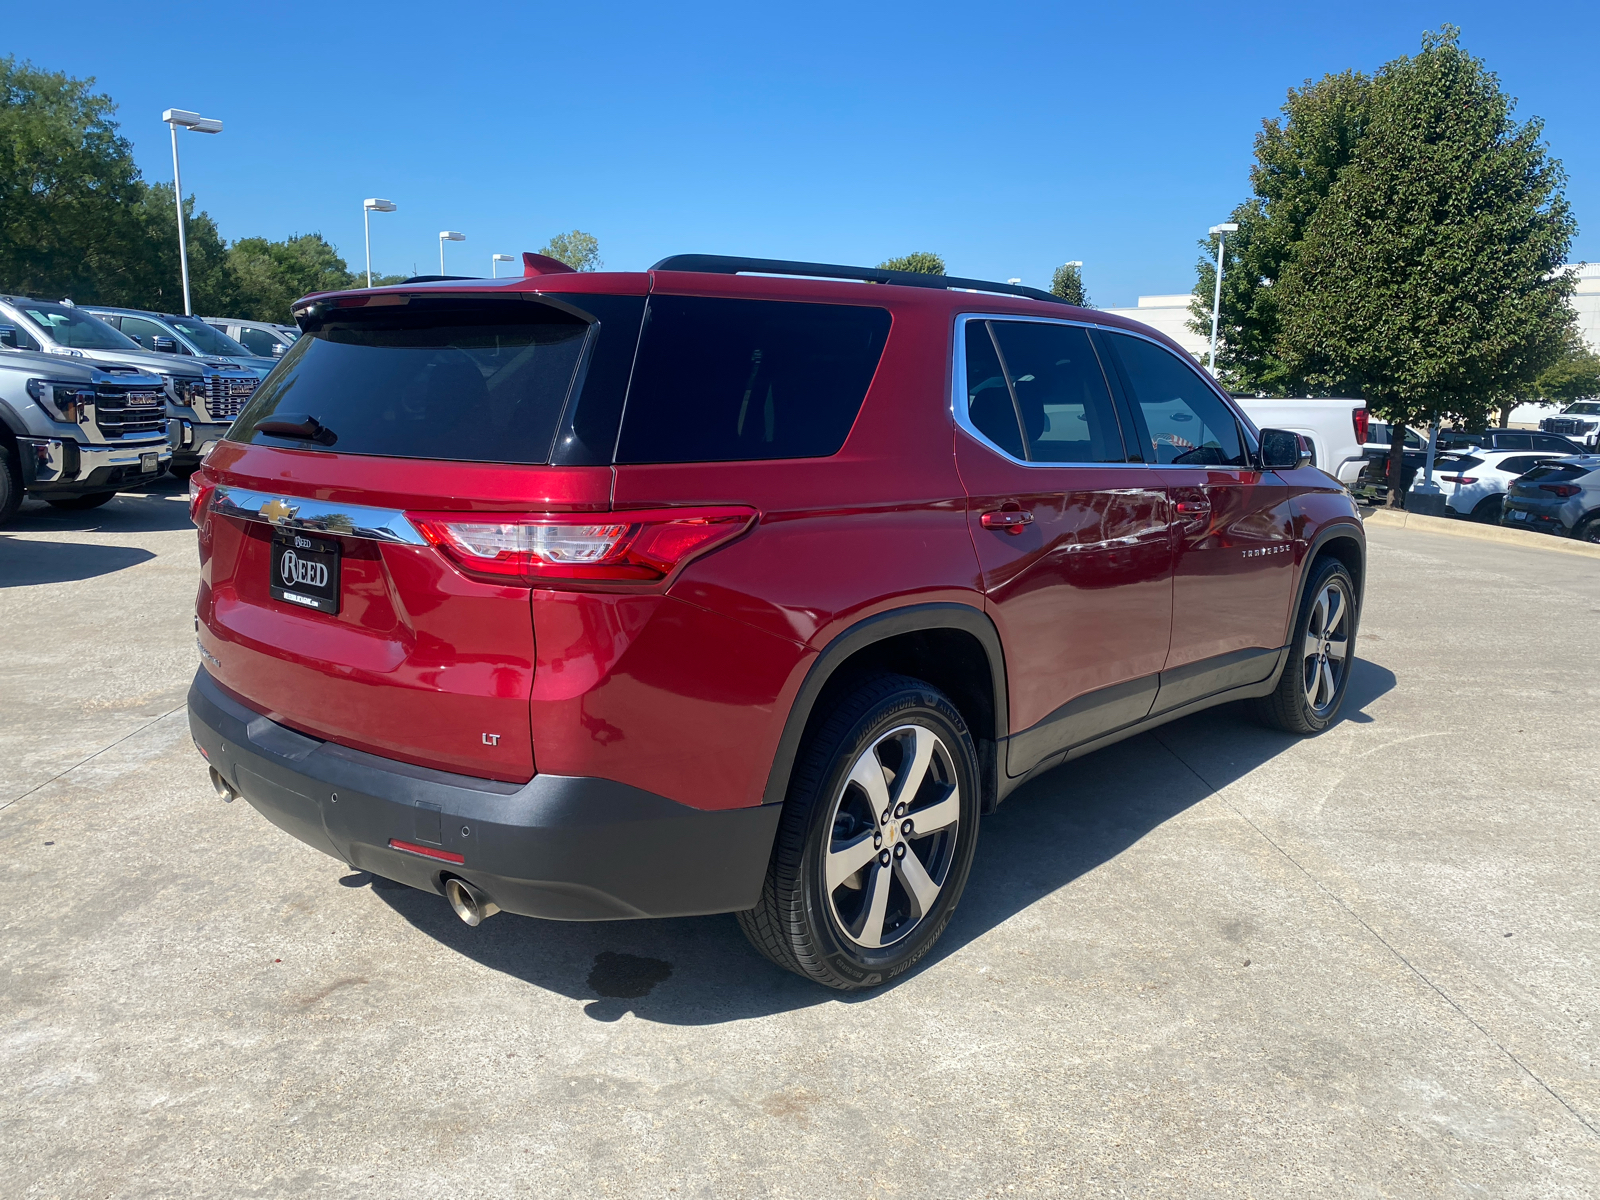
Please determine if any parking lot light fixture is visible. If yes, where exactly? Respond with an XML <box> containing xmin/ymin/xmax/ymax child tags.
<box><xmin>439</xmin><ymin>231</ymin><xmax>466</xmax><ymax>274</ymax></box>
<box><xmin>363</xmin><ymin>199</ymin><xmax>397</xmax><ymax>287</ymax></box>
<box><xmin>162</xmin><ymin>108</ymin><xmax>223</xmax><ymax>316</ymax></box>
<box><xmin>492</xmin><ymin>253</ymin><xmax>514</xmax><ymax>278</ymax></box>
<box><xmin>1207</xmin><ymin>223</ymin><xmax>1239</xmax><ymax>375</ymax></box>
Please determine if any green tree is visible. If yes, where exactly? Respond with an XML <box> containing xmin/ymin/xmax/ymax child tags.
<box><xmin>127</xmin><ymin>182</ymin><xmax>237</xmax><ymax>315</ymax></box>
<box><xmin>0</xmin><ymin>57</ymin><xmax>150</xmax><ymax>303</ymax></box>
<box><xmin>1050</xmin><ymin>262</ymin><xmax>1089</xmax><ymax>306</ymax></box>
<box><xmin>540</xmin><ymin>230</ymin><xmax>601</xmax><ymax>272</ymax></box>
<box><xmin>229</xmin><ymin>233</ymin><xmax>357</xmax><ymax>321</ymax></box>
<box><xmin>878</xmin><ymin>252</ymin><xmax>945</xmax><ymax>275</ymax></box>
<box><xmin>1188</xmin><ymin>69</ymin><xmax>1372</xmax><ymax>392</ymax></box>
<box><xmin>1277</xmin><ymin>27</ymin><xmax>1576</xmax><ymax>506</ymax></box>
<box><xmin>1532</xmin><ymin>335</ymin><xmax>1600</xmax><ymax>407</ymax></box>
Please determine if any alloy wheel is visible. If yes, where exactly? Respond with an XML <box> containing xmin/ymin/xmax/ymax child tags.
<box><xmin>823</xmin><ymin>724</ymin><xmax>961</xmax><ymax>950</ymax></box>
<box><xmin>1302</xmin><ymin>581</ymin><xmax>1351</xmax><ymax>716</ymax></box>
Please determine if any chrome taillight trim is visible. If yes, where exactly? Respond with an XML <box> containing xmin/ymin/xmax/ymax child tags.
<box><xmin>210</xmin><ymin>484</ymin><xmax>427</xmax><ymax>545</ymax></box>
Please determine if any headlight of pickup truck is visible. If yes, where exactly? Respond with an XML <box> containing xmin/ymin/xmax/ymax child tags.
<box><xmin>26</xmin><ymin>378</ymin><xmax>94</xmax><ymax>423</ymax></box>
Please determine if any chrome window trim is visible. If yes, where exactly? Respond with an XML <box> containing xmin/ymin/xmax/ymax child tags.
<box><xmin>211</xmin><ymin>484</ymin><xmax>427</xmax><ymax>545</ymax></box>
<box><xmin>950</xmin><ymin>312</ymin><xmax>1258</xmax><ymax>470</ymax></box>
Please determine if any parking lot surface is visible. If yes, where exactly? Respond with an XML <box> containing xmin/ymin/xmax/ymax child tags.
<box><xmin>2</xmin><ymin>482</ymin><xmax>1597</xmax><ymax>1198</ymax></box>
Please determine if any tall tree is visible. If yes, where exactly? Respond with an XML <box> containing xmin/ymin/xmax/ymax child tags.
<box><xmin>1277</xmin><ymin>27</ymin><xmax>1576</xmax><ymax>505</ymax></box>
<box><xmin>1188</xmin><ymin>69</ymin><xmax>1371</xmax><ymax>392</ymax></box>
<box><xmin>0</xmin><ymin>57</ymin><xmax>149</xmax><ymax>303</ymax></box>
<box><xmin>1050</xmin><ymin>262</ymin><xmax>1089</xmax><ymax>306</ymax></box>
<box><xmin>128</xmin><ymin>182</ymin><xmax>237</xmax><ymax>315</ymax></box>
<box><xmin>540</xmin><ymin>230</ymin><xmax>601</xmax><ymax>272</ymax></box>
<box><xmin>1531</xmin><ymin>335</ymin><xmax>1600</xmax><ymax>409</ymax></box>
<box><xmin>878</xmin><ymin>252</ymin><xmax>945</xmax><ymax>275</ymax></box>
<box><xmin>229</xmin><ymin>233</ymin><xmax>356</xmax><ymax>321</ymax></box>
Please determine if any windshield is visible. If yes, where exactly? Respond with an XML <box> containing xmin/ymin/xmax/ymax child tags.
<box><xmin>1566</xmin><ymin>402</ymin><xmax>1600</xmax><ymax>415</ymax></box>
<box><xmin>18</xmin><ymin>303</ymin><xmax>140</xmax><ymax>351</ymax></box>
<box><xmin>166</xmin><ymin>316</ymin><xmax>251</xmax><ymax>357</ymax></box>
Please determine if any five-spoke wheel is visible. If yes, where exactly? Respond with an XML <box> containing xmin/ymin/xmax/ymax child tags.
<box><xmin>1301</xmin><ymin>580</ymin><xmax>1350</xmax><ymax>718</ymax></box>
<box><xmin>1253</xmin><ymin>556</ymin><xmax>1359</xmax><ymax>734</ymax></box>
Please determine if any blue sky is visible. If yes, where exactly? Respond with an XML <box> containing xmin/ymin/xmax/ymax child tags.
<box><xmin>10</xmin><ymin>1</ymin><xmax>1598</xmax><ymax>307</ymax></box>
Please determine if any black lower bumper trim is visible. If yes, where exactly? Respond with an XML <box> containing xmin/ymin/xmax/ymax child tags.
<box><xmin>188</xmin><ymin>668</ymin><xmax>782</xmax><ymax>921</ymax></box>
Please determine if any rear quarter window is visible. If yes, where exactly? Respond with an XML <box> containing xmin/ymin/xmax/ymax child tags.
<box><xmin>614</xmin><ymin>296</ymin><xmax>891</xmax><ymax>464</ymax></box>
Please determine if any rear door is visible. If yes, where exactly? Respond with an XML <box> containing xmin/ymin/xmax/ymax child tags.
<box><xmin>1095</xmin><ymin>329</ymin><xmax>1296</xmax><ymax>712</ymax></box>
<box><xmin>197</xmin><ymin>290</ymin><xmax>639</xmax><ymax>782</ymax></box>
<box><xmin>954</xmin><ymin>316</ymin><xmax>1172</xmax><ymax>777</ymax></box>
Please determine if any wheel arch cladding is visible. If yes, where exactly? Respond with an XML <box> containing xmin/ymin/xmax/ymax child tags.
<box><xmin>762</xmin><ymin>603</ymin><xmax>1008</xmax><ymax>814</ymax></box>
<box><xmin>1308</xmin><ymin>528</ymin><xmax>1365</xmax><ymax>612</ymax></box>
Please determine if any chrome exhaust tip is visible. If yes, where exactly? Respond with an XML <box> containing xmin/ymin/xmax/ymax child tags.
<box><xmin>444</xmin><ymin>877</ymin><xmax>500</xmax><ymax>926</ymax></box>
<box><xmin>209</xmin><ymin>766</ymin><xmax>237</xmax><ymax>802</ymax></box>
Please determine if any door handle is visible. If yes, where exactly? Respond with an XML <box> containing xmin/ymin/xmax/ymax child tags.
<box><xmin>1174</xmin><ymin>499</ymin><xmax>1212</xmax><ymax>515</ymax></box>
<box><xmin>981</xmin><ymin>508</ymin><xmax>1033</xmax><ymax>535</ymax></box>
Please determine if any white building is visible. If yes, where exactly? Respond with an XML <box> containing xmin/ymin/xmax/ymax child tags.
<box><xmin>1567</xmin><ymin>263</ymin><xmax>1600</xmax><ymax>355</ymax></box>
<box><xmin>1098</xmin><ymin>295</ymin><xmax>1209</xmax><ymax>360</ymax></box>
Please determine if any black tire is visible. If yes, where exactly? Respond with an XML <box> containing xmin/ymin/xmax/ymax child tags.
<box><xmin>1251</xmin><ymin>557</ymin><xmax>1359</xmax><ymax>735</ymax></box>
<box><xmin>1470</xmin><ymin>494</ymin><xmax>1503</xmax><ymax>524</ymax></box>
<box><xmin>45</xmin><ymin>491</ymin><xmax>117</xmax><ymax>511</ymax></box>
<box><xmin>0</xmin><ymin>440</ymin><xmax>22</xmax><ymax>527</ymax></box>
<box><xmin>1573</xmin><ymin>515</ymin><xmax>1600</xmax><ymax>545</ymax></box>
<box><xmin>737</xmin><ymin>673</ymin><xmax>981</xmax><ymax>990</ymax></box>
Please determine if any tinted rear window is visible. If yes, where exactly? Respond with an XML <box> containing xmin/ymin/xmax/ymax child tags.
<box><xmin>231</xmin><ymin>298</ymin><xmax>590</xmax><ymax>463</ymax></box>
<box><xmin>614</xmin><ymin>296</ymin><xmax>890</xmax><ymax>464</ymax></box>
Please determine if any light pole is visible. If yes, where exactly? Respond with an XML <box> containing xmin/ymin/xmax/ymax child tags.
<box><xmin>1207</xmin><ymin>223</ymin><xmax>1239</xmax><ymax>375</ymax></box>
<box><xmin>162</xmin><ymin>109</ymin><xmax>223</xmax><ymax>316</ymax></box>
<box><xmin>439</xmin><ymin>231</ymin><xmax>465</xmax><ymax>274</ymax></box>
<box><xmin>363</xmin><ymin>199</ymin><xmax>397</xmax><ymax>286</ymax></box>
<box><xmin>491</xmin><ymin>253</ymin><xmax>514</xmax><ymax>278</ymax></box>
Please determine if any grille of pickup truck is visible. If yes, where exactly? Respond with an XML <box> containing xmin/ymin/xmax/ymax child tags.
<box><xmin>94</xmin><ymin>386</ymin><xmax>168</xmax><ymax>439</ymax></box>
<box><xmin>1543</xmin><ymin>417</ymin><xmax>1595</xmax><ymax>435</ymax></box>
<box><xmin>206</xmin><ymin>375</ymin><xmax>259</xmax><ymax>421</ymax></box>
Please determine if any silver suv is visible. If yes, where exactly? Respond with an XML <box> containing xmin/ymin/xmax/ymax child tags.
<box><xmin>1502</xmin><ymin>456</ymin><xmax>1600</xmax><ymax>542</ymax></box>
<box><xmin>0</xmin><ymin>297</ymin><xmax>260</xmax><ymax>478</ymax></box>
<box><xmin>204</xmin><ymin>317</ymin><xmax>298</xmax><ymax>360</ymax></box>
<box><xmin>0</xmin><ymin>348</ymin><xmax>171</xmax><ymax>523</ymax></box>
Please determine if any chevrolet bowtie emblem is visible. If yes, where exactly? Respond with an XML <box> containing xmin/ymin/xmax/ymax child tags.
<box><xmin>260</xmin><ymin>497</ymin><xmax>298</xmax><ymax>524</ymax></box>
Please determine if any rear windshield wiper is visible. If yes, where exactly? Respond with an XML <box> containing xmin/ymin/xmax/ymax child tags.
<box><xmin>257</xmin><ymin>414</ymin><xmax>337</xmax><ymax>446</ymax></box>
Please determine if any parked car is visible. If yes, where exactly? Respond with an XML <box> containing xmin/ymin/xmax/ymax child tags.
<box><xmin>204</xmin><ymin>317</ymin><xmax>299</xmax><ymax>360</ymax></box>
<box><xmin>0</xmin><ymin>348</ymin><xmax>170</xmax><ymax>523</ymax></box>
<box><xmin>187</xmin><ymin>253</ymin><xmax>1366</xmax><ymax>989</ymax></box>
<box><xmin>81</xmin><ymin>306</ymin><xmax>278</xmax><ymax>378</ymax></box>
<box><xmin>0</xmin><ymin>296</ymin><xmax>260</xmax><ymax>479</ymax></box>
<box><xmin>1408</xmin><ymin>450</ymin><xmax>1578</xmax><ymax>522</ymax></box>
<box><xmin>1233</xmin><ymin>396</ymin><xmax>1368</xmax><ymax>487</ymax></box>
<box><xmin>1539</xmin><ymin>400</ymin><xmax>1600</xmax><ymax>449</ymax></box>
<box><xmin>1501</xmin><ymin>456</ymin><xmax>1600</xmax><ymax>541</ymax></box>
<box><xmin>1435</xmin><ymin>427</ymin><xmax>1584</xmax><ymax>454</ymax></box>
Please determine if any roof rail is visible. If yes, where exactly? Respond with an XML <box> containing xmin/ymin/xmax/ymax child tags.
<box><xmin>649</xmin><ymin>254</ymin><xmax>1069</xmax><ymax>306</ymax></box>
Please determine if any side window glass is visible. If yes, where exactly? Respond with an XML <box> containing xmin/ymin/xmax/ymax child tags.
<box><xmin>1104</xmin><ymin>332</ymin><xmax>1246</xmax><ymax>466</ymax></box>
<box><xmin>238</xmin><ymin>328</ymin><xmax>278</xmax><ymax>356</ymax></box>
<box><xmin>119</xmin><ymin>316</ymin><xmax>166</xmax><ymax>348</ymax></box>
<box><xmin>964</xmin><ymin>322</ymin><xmax>1024</xmax><ymax>460</ymax></box>
<box><xmin>3</xmin><ymin>319</ymin><xmax>41</xmax><ymax>351</ymax></box>
<box><xmin>988</xmin><ymin>321</ymin><xmax>1125</xmax><ymax>463</ymax></box>
<box><xmin>1500</xmin><ymin>456</ymin><xmax>1538</xmax><ymax>474</ymax></box>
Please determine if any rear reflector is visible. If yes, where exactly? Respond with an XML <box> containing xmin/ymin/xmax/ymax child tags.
<box><xmin>409</xmin><ymin>507</ymin><xmax>756</xmax><ymax>584</ymax></box>
<box><xmin>389</xmin><ymin>838</ymin><xmax>465</xmax><ymax>864</ymax></box>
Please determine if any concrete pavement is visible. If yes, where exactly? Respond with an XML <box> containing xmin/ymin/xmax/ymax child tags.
<box><xmin>2</xmin><ymin>486</ymin><xmax>1596</xmax><ymax>1198</ymax></box>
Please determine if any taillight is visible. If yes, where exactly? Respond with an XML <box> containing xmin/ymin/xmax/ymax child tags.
<box><xmin>1439</xmin><ymin>475</ymin><xmax>1477</xmax><ymax>484</ymax></box>
<box><xmin>409</xmin><ymin>507</ymin><xmax>757</xmax><ymax>584</ymax></box>
<box><xmin>1352</xmin><ymin>407</ymin><xmax>1369</xmax><ymax>447</ymax></box>
<box><xmin>188</xmin><ymin>471</ymin><xmax>216</xmax><ymax>526</ymax></box>
<box><xmin>1539</xmin><ymin>483</ymin><xmax>1580</xmax><ymax>497</ymax></box>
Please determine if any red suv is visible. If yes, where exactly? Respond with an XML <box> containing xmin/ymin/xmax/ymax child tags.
<box><xmin>188</xmin><ymin>254</ymin><xmax>1364</xmax><ymax>990</ymax></box>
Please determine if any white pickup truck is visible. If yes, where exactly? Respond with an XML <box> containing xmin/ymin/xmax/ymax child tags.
<box><xmin>1236</xmin><ymin>396</ymin><xmax>1368</xmax><ymax>486</ymax></box>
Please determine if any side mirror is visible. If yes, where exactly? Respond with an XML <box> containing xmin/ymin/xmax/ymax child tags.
<box><xmin>152</xmin><ymin>336</ymin><xmax>178</xmax><ymax>353</ymax></box>
<box><xmin>128</xmin><ymin>334</ymin><xmax>145</xmax><ymax>347</ymax></box>
<box><xmin>1259</xmin><ymin>428</ymin><xmax>1311</xmax><ymax>471</ymax></box>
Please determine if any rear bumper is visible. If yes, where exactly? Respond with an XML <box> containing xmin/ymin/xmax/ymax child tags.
<box><xmin>187</xmin><ymin>668</ymin><xmax>782</xmax><ymax>921</ymax></box>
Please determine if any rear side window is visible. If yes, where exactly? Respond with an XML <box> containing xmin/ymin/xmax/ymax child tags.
<box><xmin>1497</xmin><ymin>455</ymin><xmax>1540</xmax><ymax>475</ymax></box>
<box><xmin>614</xmin><ymin>296</ymin><xmax>890</xmax><ymax>464</ymax></box>
<box><xmin>1102</xmin><ymin>331</ymin><xmax>1247</xmax><ymax>467</ymax></box>
<box><xmin>1532</xmin><ymin>434</ymin><xmax>1575</xmax><ymax>451</ymax></box>
<box><xmin>232</xmin><ymin>298</ymin><xmax>590</xmax><ymax>463</ymax></box>
<box><xmin>964</xmin><ymin>320</ymin><xmax>1126</xmax><ymax>463</ymax></box>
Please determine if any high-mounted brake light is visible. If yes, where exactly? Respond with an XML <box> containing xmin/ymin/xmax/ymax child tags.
<box><xmin>1352</xmin><ymin>407</ymin><xmax>1369</xmax><ymax>447</ymax></box>
<box><xmin>409</xmin><ymin>507</ymin><xmax>757</xmax><ymax>584</ymax></box>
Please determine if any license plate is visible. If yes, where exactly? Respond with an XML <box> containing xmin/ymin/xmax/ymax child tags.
<box><xmin>140</xmin><ymin>452</ymin><xmax>158</xmax><ymax>474</ymax></box>
<box><xmin>1512</xmin><ymin>510</ymin><xmax>1528</xmax><ymax>521</ymax></box>
<box><xmin>270</xmin><ymin>530</ymin><xmax>340</xmax><ymax>614</ymax></box>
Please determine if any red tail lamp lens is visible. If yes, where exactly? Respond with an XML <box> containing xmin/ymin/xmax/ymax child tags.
<box><xmin>1352</xmin><ymin>407</ymin><xmax>1369</xmax><ymax>447</ymax></box>
<box><xmin>1539</xmin><ymin>483</ymin><xmax>1580</xmax><ymax>497</ymax></box>
<box><xmin>189</xmin><ymin>471</ymin><xmax>216</xmax><ymax>526</ymax></box>
<box><xmin>409</xmin><ymin>507</ymin><xmax>756</xmax><ymax>584</ymax></box>
<box><xmin>1439</xmin><ymin>475</ymin><xmax>1477</xmax><ymax>484</ymax></box>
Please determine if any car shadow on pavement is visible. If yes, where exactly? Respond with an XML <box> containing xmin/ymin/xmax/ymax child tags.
<box><xmin>372</xmin><ymin>656</ymin><xmax>1396</xmax><ymax>1025</ymax></box>
<box><xmin>0</xmin><ymin>535</ymin><xmax>156</xmax><ymax>587</ymax></box>
<box><xmin>11</xmin><ymin>477</ymin><xmax>194</xmax><ymax>535</ymax></box>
